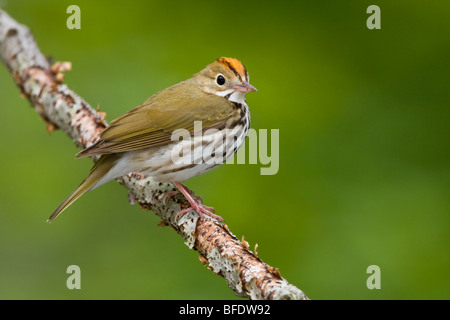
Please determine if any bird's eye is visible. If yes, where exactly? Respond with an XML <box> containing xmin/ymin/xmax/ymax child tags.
<box><xmin>216</xmin><ymin>74</ymin><xmax>226</xmax><ymax>86</ymax></box>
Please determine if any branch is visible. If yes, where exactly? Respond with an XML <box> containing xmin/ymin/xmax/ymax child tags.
<box><xmin>0</xmin><ymin>9</ymin><xmax>309</xmax><ymax>300</ymax></box>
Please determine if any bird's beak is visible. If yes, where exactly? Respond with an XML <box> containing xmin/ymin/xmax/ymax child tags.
<box><xmin>234</xmin><ymin>82</ymin><xmax>257</xmax><ymax>93</ymax></box>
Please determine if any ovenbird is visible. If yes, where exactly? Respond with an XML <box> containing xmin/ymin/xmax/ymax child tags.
<box><xmin>49</xmin><ymin>57</ymin><xmax>256</xmax><ymax>222</ymax></box>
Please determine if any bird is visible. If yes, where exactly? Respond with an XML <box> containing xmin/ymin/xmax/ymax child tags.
<box><xmin>48</xmin><ymin>57</ymin><xmax>257</xmax><ymax>222</ymax></box>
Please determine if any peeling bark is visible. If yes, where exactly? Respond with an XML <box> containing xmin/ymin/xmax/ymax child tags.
<box><xmin>0</xmin><ymin>9</ymin><xmax>309</xmax><ymax>300</ymax></box>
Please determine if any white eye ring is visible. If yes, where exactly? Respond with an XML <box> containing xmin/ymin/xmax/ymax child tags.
<box><xmin>216</xmin><ymin>74</ymin><xmax>226</xmax><ymax>85</ymax></box>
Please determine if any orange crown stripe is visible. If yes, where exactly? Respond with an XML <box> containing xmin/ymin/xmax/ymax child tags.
<box><xmin>217</xmin><ymin>57</ymin><xmax>248</xmax><ymax>80</ymax></box>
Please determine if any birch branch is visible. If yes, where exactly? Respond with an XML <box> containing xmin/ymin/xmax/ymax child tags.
<box><xmin>0</xmin><ymin>9</ymin><xmax>309</xmax><ymax>300</ymax></box>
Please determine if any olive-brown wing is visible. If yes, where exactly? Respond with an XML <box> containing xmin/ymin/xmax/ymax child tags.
<box><xmin>77</xmin><ymin>81</ymin><xmax>235</xmax><ymax>158</ymax></box>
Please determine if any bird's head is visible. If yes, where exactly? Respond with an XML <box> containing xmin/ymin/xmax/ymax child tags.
<box><xmin>195</xmin><ymin>57</ymin><xmax>257</xmax><ymax>104</ymax></box>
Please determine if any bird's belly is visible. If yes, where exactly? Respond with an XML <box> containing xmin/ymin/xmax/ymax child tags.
<box><xmin>124</xmin><ymin>123</ymin><xmax>248</xmax><ymax>182</ymax></box>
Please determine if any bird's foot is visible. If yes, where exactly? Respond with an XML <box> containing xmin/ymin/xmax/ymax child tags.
<box><xmin>176</xmin><ymin>202</ymin><xmax>223</xmax><ymax>221</ymax></box>
<box><xmin>162</xmin><ymin>186</ymin><xmax>202</xmax><ymax>205</ymax></box>
<box><xmin>171</xmin><ymin>181</ymin><xmax>223</xmax><ymax>221</ymax></box>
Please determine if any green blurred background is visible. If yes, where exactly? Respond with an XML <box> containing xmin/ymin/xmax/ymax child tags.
<box><xmin>0</xmin><ymin>0</ymin><xmax>448</xmax><ymax>299</ymax></box>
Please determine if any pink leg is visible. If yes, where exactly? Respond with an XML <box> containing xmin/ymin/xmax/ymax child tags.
<box><xmin>172</xmin><ymin>181</ymin><xmax>223</xmax><ymax>221</ymax></box>
<box><xmin>162</xmin><ymin>186</ymin><xmax>204</xmax><ymax>206</ymax></box>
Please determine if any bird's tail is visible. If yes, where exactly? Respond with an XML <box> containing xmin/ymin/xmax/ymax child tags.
<box><xmin>48</xmin><ymin>154</ymin><xmax>118</xmax><ymax>222</ymax></box>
